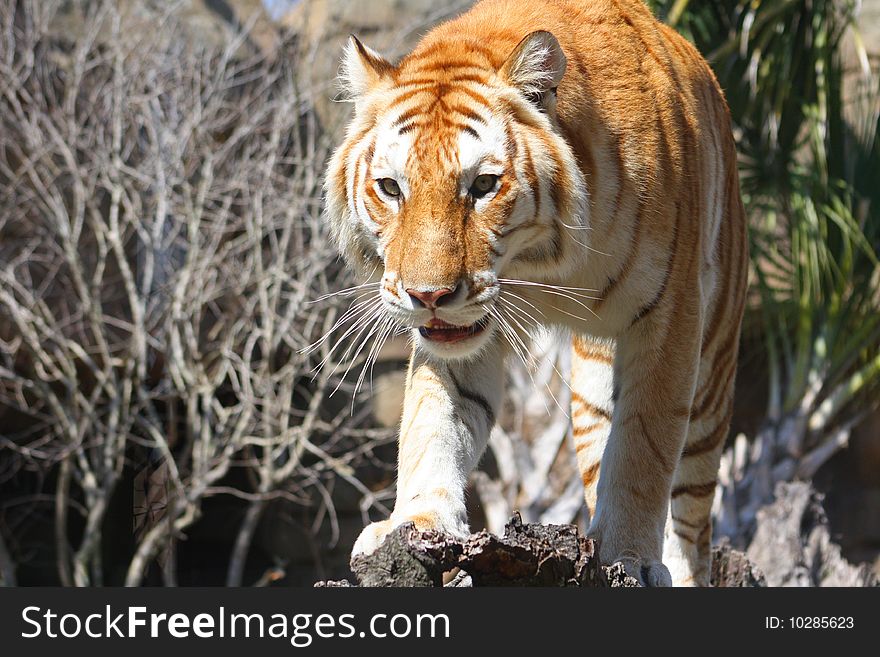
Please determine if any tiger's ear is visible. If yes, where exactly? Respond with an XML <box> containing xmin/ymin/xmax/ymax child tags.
<box><xmin>500</xmin><ymin>31</ymin><xmax>566</xmax><ymax>108</ymax></box>
<box><xmin>340</xmin><ymin>35</ymin><xmax>394</xmax><ymax>100</ymax></box>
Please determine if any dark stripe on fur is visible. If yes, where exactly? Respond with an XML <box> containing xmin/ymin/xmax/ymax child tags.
<box><xmin>671</xmin><ymin>481</ymin><xmax>716</xmax><ymax>499</ymax></box>
<box><xmin>449</xmin><ymin>369</ymin><xmax>495</xmax><ymax>426</ymax></box>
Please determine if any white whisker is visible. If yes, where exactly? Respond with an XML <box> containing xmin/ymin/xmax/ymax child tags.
<box><xmin>328</xmin><ymin>305</ymin><xmax>388</xmax><ymax>395</ymax></box>
<box><xmin>308</xmin><ymin>281</ymin><xmax>380</xmax><ymax>305</ymax></box>
<box><xmin>498</xmin><ymin>278</ymin><xmax>600</xmax><ymax>296</ymax></box>
<box><xmin>353</xmin><ymin>315</ymin><xmax>396</xmax><ymax>406</ymax></box>
<box><xmin>310</xmin><ymin>299</ymin><xmax>384</xmax><ymax>374</ymax></box>
<box><xmin>566</xmin><ymin>233</ymin><xmax>612</xmax><ymax>257</ymax></box>
<box><xmin>497</xmin><ymin>301</ymin><xmax>572</xmax><ymax>413</ymax></box>
<box><xmin>301</xmin><ymin>293</ymin><xmax>382</xmax><ymax>357</ymax></box>
<box><xmin>496</xmin><ymin>287</ymin><xmax>548</xmax><ymax>323</ymax></box>
<box><xmin>486</xmin><ymin>305</ymin><xmax>553</xmax><ymax>417</ymax></box>
<box><xmin>502</xmin><ymin>286</ymin><xmax>600</xmax><ymax>322</ymax></box>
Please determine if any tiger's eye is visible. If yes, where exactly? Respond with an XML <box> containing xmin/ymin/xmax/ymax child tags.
<box><xmin>378</xmin><ymin>178</ymin><xmax>401</xmax><ymax>197</ymax></box>
<box><xmin>470</xmin><ymin>174</ymin><xmax>498</xmax><ymax>198</ymax></box>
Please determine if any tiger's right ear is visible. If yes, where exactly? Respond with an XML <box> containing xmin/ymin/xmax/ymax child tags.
<box><xmin>340</xmin><ymin>35</ymin><xmax>394</xmax><ymax>100</ymax></box>
<box><xmin>500</xmin><ymin>31</ymin><xmax>566</xmax><ymax>108</ymax></box>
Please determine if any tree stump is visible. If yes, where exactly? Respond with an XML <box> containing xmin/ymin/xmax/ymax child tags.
<box><xmin>316</xmin><ymin>512</ymin><xmax>763</xmax><ymax>587</ymax></box>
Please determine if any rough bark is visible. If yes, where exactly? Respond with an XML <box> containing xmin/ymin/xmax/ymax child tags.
<box><xmin>746</xmin><ymin>482</ymin><xmax>878</xmax><ymax>587</ymax></box>
<box><xmin>711</xmin><ymin>543</ymin><xmax>767</xmax><ymax>587</ymax></box>
<box><xmin>316</xmin><ymin>513</ymin><xmax>760</xmax><ymax>588</ymax></box>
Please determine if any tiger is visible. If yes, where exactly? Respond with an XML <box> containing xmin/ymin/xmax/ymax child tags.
<box><xmin>323</xmin><ymin>0</ymin><xmax>748</xmax><ymax>587</ymax></box>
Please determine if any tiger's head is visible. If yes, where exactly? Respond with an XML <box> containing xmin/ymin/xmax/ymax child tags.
<box><xmin>324</xmin><ymin>31</ymin><xmax>588</xmax><ymax>360</ymax></box>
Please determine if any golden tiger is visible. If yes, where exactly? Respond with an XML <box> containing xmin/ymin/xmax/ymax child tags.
<box><xmin>324</xmin><ymin>0</ymin><xmax>748</xmax><ymax>586</ymax></box>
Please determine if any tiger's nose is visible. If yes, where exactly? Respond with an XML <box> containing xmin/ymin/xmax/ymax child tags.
<box><xmin>406</xmin><ymin>286</ymin><xmax>456</xmax><ymax>309</ymax></box>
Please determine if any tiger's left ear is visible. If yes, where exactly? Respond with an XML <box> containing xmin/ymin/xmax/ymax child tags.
<box><xmin>500</xmin><ymin>31</ymin><xmax>566</xmax><ymax>108</ymax></box>
<box><xmin>340</xmin><ymin>35</ymin><xmax>394</xmax><ymax>101</ymax></box>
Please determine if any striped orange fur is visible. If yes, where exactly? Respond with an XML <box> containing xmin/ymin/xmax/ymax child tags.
<box><xmin>325</xmin><ymin>0</ymin><xmax>748</xmax><ymax>587</ymax></box>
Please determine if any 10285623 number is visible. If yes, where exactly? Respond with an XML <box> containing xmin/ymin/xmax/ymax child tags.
<box><xmin>789</xmin><ymin>617</ymin><xmax>854</xmax><ymax>629</ymax></box>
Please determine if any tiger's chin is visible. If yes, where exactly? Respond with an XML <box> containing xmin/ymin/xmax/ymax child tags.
<box><xmin>413</xmin><ymin>315</ymin><xmax>495</xmax><ymax>360</ymax></box>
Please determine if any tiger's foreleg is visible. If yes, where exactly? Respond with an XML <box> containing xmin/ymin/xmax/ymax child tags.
<box><xmin>588</xmin><ymin>306</ymin><xmax>701</xmax><ymax>587</ymax></box>
<box><xmin>351</xmin><ymin>342</ymin><xmax>505</xmax><ymax>556</ymax></box>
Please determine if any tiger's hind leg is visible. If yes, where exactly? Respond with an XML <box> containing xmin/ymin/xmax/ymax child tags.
<box><xmin>570</xmin><ymin>336</ymin><xmax>615</xmax><ymax>524</ymax></box>
<box><xmin>663</xmin><ymin>220</ymin><xmax>746</xmax><ymax>585</ymax></box>
<box><xmin>663</xmin><ymin>165</ymin><xmax>748</xmax><ymax>587</ymax></box>
<box><xmin>662</xmin><ymin>358</ymin><xmax>735</xmax><ymax>587</ymax></box>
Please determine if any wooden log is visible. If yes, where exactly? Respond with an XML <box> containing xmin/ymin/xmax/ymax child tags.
<box><xmin>317</xmin><ymin>512</ymin><xmax>763</xmax><ymax>587</ymax></box>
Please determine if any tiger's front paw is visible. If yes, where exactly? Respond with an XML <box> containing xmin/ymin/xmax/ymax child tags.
<box><xmin>591</xmin><ymin>522</ymin><xmax>672</xmax><ymax>587</ymax></box>
<box><xmin>606</xmin><ymin>556</ymin><xmax>673</xmax><ymax>587</ymax></box>
<box><xmin>351</xmin><ymin>506</ymin><xmax>468</xmax><ymax>558</ymax></box>
<box><xmin>351</xmin><ymin>519</ymin><xmax>397</xmax><ymax>558</ymax></box>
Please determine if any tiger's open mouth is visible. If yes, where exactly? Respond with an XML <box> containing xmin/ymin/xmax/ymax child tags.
<box><xmin>418</xmin><ymin>316</ymin><xmax>490</xmax><ymax>343</ymax></box>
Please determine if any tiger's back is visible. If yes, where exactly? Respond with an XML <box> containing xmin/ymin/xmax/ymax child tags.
<box><xmin>414</xmin><ymin>0</ymin><xmax>745</xmax><ymax>323</ymax></box>
<box><xmin>325</xmin><ymin>0</ymin><xmax>748</xmax><ymax>586</ymax></box>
